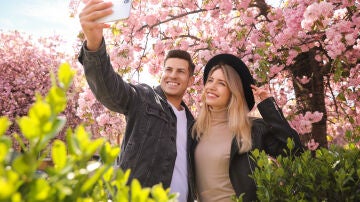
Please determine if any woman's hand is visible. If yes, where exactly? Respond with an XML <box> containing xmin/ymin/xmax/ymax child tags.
<box><xmin>251</xmin><ymin>84</ymin><xmax>271</xmax><ymax>102</ymax></box>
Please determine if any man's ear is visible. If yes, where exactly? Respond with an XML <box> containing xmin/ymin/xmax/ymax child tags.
<box><xmin>188</xmin><ymin>75</ymin><xmax>195</xmax><ymax>87</ymax></box>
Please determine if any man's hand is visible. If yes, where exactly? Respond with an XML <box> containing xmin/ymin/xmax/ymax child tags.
<box><xmin>79</xmin><ymin>0</ymin><xmax>113</xmax><ymax>51</ymax></box>
<box><xmin>251</xmin><ymin>84</ymin><xmax>271</xmax><ymax>102</ymax></box>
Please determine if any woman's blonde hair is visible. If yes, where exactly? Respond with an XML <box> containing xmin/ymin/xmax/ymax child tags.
<box><xmin>192</xmin><ymin>64</ymin><xmax>252</xmax><ymax>153</ymax></box>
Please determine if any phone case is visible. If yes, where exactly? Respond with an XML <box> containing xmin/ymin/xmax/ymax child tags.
<box><xmin>96</xmin><ymin>0</ymin><xmax>132</xmax><ymax>23</ymax></box>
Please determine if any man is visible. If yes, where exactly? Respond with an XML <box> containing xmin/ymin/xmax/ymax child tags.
<box><xmin>78</xmin><ymin>1</ymin><xmax>196</xmax><ymax>201</ymax></box>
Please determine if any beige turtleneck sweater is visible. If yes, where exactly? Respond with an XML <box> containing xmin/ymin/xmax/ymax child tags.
<box><xmin>195</xmin><ymin>108</ymin><xmax>235</xmax><ymax>202</ymax></box>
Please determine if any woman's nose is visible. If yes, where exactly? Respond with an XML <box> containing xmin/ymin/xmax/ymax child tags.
<box><xmin>205</xmin><ymin>82</ymin><xmax>215</xmax><ymax>90</ymax></box>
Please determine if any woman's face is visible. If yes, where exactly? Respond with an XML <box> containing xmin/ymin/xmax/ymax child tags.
<box><xmin>204</xmin><ymin>68</ymin><xmax>231</xmax><ymax>110</ymax></box>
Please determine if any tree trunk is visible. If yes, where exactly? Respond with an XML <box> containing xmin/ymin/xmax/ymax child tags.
<box><xmin>289</xmin><ymin>48</ymin><xmax>328</xmax><ymax>148</ymax></box>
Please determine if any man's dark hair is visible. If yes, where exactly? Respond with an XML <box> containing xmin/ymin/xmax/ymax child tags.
<box><xmin>164</xmin><ymin>49</ymin><xmax>195</xmax><ymax>76</ymax></box>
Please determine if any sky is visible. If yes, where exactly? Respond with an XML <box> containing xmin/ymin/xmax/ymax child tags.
<box><xmin>0</xmin><ymin>0</ymin><xmax>80</xmax><ymax>52</ymax></box>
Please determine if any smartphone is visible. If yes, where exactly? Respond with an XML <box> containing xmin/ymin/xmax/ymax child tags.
<box><xmin>96</xmin><ymin>0</ymin><xmax>132</xmax><ymax>23</ymax></box>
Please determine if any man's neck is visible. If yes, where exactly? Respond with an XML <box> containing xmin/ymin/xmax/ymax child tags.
<box><xmin>167</xmin><ymin>98</ymin><xmax>183</xmax><ymax>111</ymax></box>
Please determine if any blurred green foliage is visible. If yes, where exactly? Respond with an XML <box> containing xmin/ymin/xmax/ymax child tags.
<box><xmin>250</xmin><ymin>139</ymin><xmax>360</xmax><ymax>201</ymax></box>
<box><xmin>0</xmin><ymin>63</ymin><xmax>177</xmax><ymax>202</ymax></box>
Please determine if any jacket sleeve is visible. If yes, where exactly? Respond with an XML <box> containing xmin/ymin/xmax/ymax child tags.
<box><xmin>256</xmin><ymin>97</ymin><xmax>304</xmax><ymax>156</ymax></box>
<box><xmin>78</xmin><ymin>38</ymin><xmax>137</xmax><ymax>114</ymax></box>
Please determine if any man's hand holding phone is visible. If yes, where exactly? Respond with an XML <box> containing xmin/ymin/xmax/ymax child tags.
<box><xmin>79</xmin><ymin>0</ymin><xmax>132</xmax><ymax>51</ymax></box>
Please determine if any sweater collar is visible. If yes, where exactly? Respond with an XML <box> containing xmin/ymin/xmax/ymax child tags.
<box><xmin>209</xmin><ymin>107</ymin><xmax>228</xmax><ymax>122</ymax></box>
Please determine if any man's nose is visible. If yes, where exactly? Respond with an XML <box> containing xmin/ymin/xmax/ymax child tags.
<box><xmin>168</xmin><ymin>70</ymin><xmax>177</xmax><ymax>77</ymax></box>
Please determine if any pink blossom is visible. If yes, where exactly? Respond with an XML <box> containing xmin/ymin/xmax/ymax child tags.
<box><xmin>315</xmin><ymin>54</ymin><xmax>322</xmax><ymax>62</ymax></box>
<box><xmin>179</xmin><ymin>40</ymin><xmax>190</xmax><ymax>50</ymax></box>
<box><xmin>306</xmin><ymin>139</ymin><xmax>319</xmax><ymax>151</ymax></box>
<box><xmin>296</xmin><ymin>76</ymin><xmax>311</xmax><ymax>84</ymax></box>
<box><xmin>153</xmin><ymin>40</ymin><xmax>166</xmax><ymax>54</ymax></box>
<box><xmin>63</xmin><ymin>0</ymin><xmax>360</xmax><ymax>147</ymax></box>
<box><xmin>301</xmin><ymin>1</ymin><xmax>334</xmax><ymax>30</ymax></box>
<box><xmin>145</xmin><ymin>15</ymin><xmax>158</xmax><ymax>26</ymax></box>
<box><xmin>290</xmin><ymin>111</ymin><xmax>323</xmax><ymax>134</ymax></box>
<box><xmin>219</xmin><ymin>0</ymin><xmax>232</xmax><ymax>14</ymax></box>
<box><xmin>96</xmin><ymin>114</ymin><xmax>110</xmax><ymax>126</ymax></box>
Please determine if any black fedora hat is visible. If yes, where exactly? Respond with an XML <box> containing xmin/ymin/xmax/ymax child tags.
<box><xmin>203</xmin><ymin>53</ymin><xmax>255</xmax><ymax>110</ymax></box>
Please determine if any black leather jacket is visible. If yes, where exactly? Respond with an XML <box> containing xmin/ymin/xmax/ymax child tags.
<box><xmin>189</xmin><ymin>97</ymin><xmax>303</xmax><ymax>202</ymax></box>
<box><xmin>78</xmin><ymin>40</ymin><xmax>195</xmax><ymax>195</ymax></box>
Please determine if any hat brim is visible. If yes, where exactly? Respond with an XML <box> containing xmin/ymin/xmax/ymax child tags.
<box><xmin>203</xmin><ymin>54</ymin><xmax>255</xmax><ymax>110</ymax></box>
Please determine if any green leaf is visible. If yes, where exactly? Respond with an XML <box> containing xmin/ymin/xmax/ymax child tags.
<box><xmin>151</xmin><ymin>184</ymin><xmax>170</xmax><ymax>201</ymax></box>
<box><xmin>0</xmin><ymin>116</ymin><xmax>11</xmax><ymax>137</ymax></box>
<box><xmin>18</xmin><ymin>96</ymin><xmax>55</xmax><ymax>140</ymax></box>
<box><xmin>114</xmin><ymin>169</ymin><xmax>131</xmax><ymax>187</ymax></box>
<box><xmin>17</xmin><ymin>117</ymin><xmax>39</xmax><ymax>140</ymax></box>
<box><xmin>30</xmin><ymin>179</ymin><xmax>51</xmax><ymax>200</ymax></box>
<box><xmin>336</xmin><ymin>92</ymin><xmax>346</xmax><ymax>102</ymax></box>
<box><xmin>287</xmin><ymin>138</ymin><xmax>294</xmax><ymax>151</ymax></box>
<box><xmin>0</xmin><ymin>170</ymin><xmax>20</xmax><ymax>200</ymax></box>
<box><xmin>81</xmin><ymin>166</ymin><xmax>106</xmax><ymax>193</ymax></box>
<box><xmin>100</xmin><ymin>142</ymin><xmax>120</xmax><ymax>164</ymax></box>
<box><xmin>66</xmin><ymin>128</ymin><xmax>81</xmax><ymax>156</ymax></box>
<box><xmin>103</xmin><ymin>166</ymin><xmax>114</xmax><ymax>182</ymax></box>
<box><xmin>39</xmin><ymin>116</ymin><xmax>66</xmax><ymax>146</ymax></box>
<box><xmin>131</xmin><ymin>179</ymin><xmax>141</xmax><ymax>201</ymax></box>
<box><xmin>130</xmin><ymin>179</ymin><xmax>150</xmax><ymax>202</ymax></box>
<box><xmin>58</xmin><ymin>62</ymin><xmax>75</xmax><ymax>90</ymax></box>
<box><xmin>111</xmin><ymin>26</ymin><xmax>121</xmax><ymax>36</ymax></box>
<box><xmin>12</xmin><ymin>154</ymin><xmax>36</xmax><ymax>176</ymax></box>
<box><xmin>252</xmin><ymin>149</ymin><xmax>260</xmax><ymax>158</ymax></box>
<box><xmin>75</xmin><ymin>125</ymin><xmax>91</xmax><ymax>150</ymax></box>
<box><xmin>29</xmin><ymin>96</ymin><xmax>51</xmax><ymax>122</ymax></box>
<box><xmin>84</xmin><ymin>138</ymin><xmax>105</xmax><ymax>159</ymax></box>
<box><xmin>52</xmin><ymin>140</ymin><xmax>67</xmax><ymax>171</ymax></box>
<box><xmin>257</xmin><ymin>159</ymin><xmax>265</xmax><ymax>167</ymax></box>
<box><xmin>0</xmin><ymin>142</ymin><xmax>10</xmax><ymax>163</ymax></box>
<box><xmin>334</xmin><ymin>60</ymin><xmax>343</xmax><ymax>82</ymax></box>
<box><xmin>46</xmin><ymin>86</ymin><xmax>67</xmax><ymax>114</ymax></box>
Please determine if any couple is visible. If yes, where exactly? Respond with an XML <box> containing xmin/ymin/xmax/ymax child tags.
<box><xmin>78</xmin><ymin>1</ymin><xmax>303</xmax><ymax>202</ymax></box>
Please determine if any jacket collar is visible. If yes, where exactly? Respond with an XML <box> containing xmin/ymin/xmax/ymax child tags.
<box><xmin>154</xmin><ymin>86</ymin><xmax>192</xmax><ymax>114</ymax></box>
<box><xmin>154</xmin><ymin>85</ymin><xmax>167</xmax><ymax>101</ymax></box>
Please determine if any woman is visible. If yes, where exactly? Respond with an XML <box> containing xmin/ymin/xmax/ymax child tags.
<box><xmin>190</xmin><ymin>54</ymin><xmax>303</xmax><ymax>202</ymax></box>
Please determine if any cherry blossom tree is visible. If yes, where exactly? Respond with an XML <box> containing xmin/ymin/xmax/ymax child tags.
<box><xmin>0</xmin><ymin>30</ymin><xmax>81</xmax><ymax>150</ymax></box>
<box><xmin>70</xmin><ymin>0</ymin><xmax>360</xmax><ymax>148</ymax></box>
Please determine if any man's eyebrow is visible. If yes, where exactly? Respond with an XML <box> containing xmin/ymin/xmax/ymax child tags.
<box><xmin>164</xmin><ymin>66</ymin><xmax>187</xmax><ymax>71</ymax></box>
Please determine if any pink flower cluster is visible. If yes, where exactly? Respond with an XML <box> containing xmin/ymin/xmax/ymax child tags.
<box><xmin>76</xmin><ymin>85</ymin><xmax>126</xmax><ymax>145</ymax></box>
<box><xmin>290</xmin><ymin>111</ymin><xmax>324</xmax><ymax>135</ymax></box>
<box><xmin>301</xmin><ymin>1</ymin><xmax>334</xmax><ymax>31</ymax></box>
<box><xmin>306</xmin><ymin>139</ymin><xmax>320</xmax><ymax>151</ymax></box>
<box><xmin>0</xmin><ymin>31</ymin><xmax>81</xmax><ymax>149</ymax></box>
<box><xmin>66</xmin><ymin>0</ymin><xmax>360</xmax><ymax>147</ymax></box>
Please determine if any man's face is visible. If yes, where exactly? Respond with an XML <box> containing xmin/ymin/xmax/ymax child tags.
<box><xmin>160</xmin><ymin>58</ymin><xmax>194</xmax><ymax>102</ymax></box>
